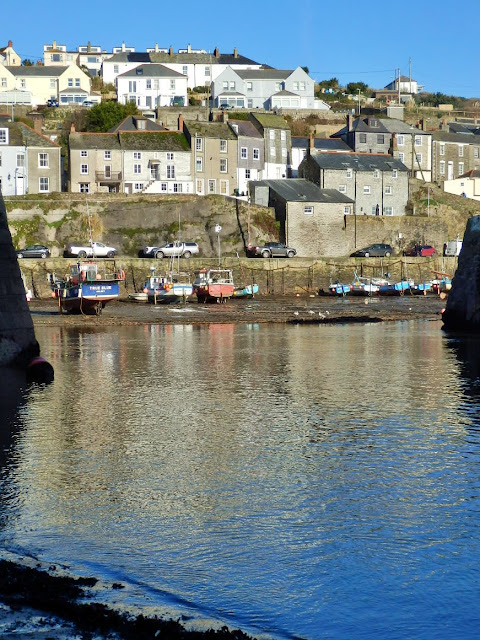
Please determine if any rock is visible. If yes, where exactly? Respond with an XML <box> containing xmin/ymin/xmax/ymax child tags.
<box><xmin>443</xmin><ymin>216</ymin><xmax>480</xmax><ymax>332</ymax></box>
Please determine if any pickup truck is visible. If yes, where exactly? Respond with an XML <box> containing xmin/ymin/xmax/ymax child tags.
<box><xmin>142</xmin><ymin>242</ymin><xmax>200</xmax><ymax>259</ymax></box>
<box><xmin>65</xmin><ymin>242</ymin><xmax>117</xmax><ymax>258</ymax></box>
<box><xmin>246</xmin><ymin>242</ymin><xmax>297</xmax><ymax>258</ymax></box>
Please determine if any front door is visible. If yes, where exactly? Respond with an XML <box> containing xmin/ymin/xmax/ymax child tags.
<box><xmin>104</xmin><ymin>165</ymin><xmax>112</xmax><ymax>179</ymax></box>
<box><xmin>447</xmin><ymin>161</ymin><xmax>454</xmax><ymax>180</ymax></box>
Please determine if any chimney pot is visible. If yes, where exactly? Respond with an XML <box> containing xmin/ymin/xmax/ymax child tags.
<box><xmin>214</xmin><ymin>47</ymin><xmax>219</xmax><ymax>59</ymax></box>
<box><xmin>178</xmin><ymin>113</ymin><xmax>184</xmax><ymax>131</ymax></box>
<box><xmin>233</xmin><ymin>47</ymin><xmax>238</xmax><ymax>59</ymax></box>
<box><xmin>8</xmin><ymin>40</ymin><xmax>12</xmax><ymax>48</ymax></box>
<box><xmin>187</xmin><ymin>44</ymin><xmax>191</xmax><ymax>53</ymax></box>
<box><xmin>169</xmin><ymin>45</ymin><xmax>173</xmax><ymax>56</ymax></box>
<box><xmin>70</xmin><ymin>122</ymin><xmax>76</xmax><ymax>133</ymax></box>
<box><xmin>309</xmin><ymin>132</ymin><xmax>314</xmax><ymax>150</ymax></box>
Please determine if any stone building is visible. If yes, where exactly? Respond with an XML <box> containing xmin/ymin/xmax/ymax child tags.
<box><xmin>431</xmin><ymin>131</ymin><xmax>480</xmax><ymax>183</ymax></box>
<box><xmin>249</xmin><ymin>113</ymin><xmax>291</xmax><ymax>180</ymax></box>
<box><xmin>298</xmin><ymin>151</ymin><xmax>409</xmax><ymax>216</ymax></box>
<box><xmin>228</xmin><ymin>119</ymin><xmax>265</xmax><ymax>196</ymax></box>
<box><xmin>249</xmin><ymin>178</ymin><xmax>353</xmax><ymax>257</ymax></box>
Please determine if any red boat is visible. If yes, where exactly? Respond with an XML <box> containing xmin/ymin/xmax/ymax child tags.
<box><xmin>193</xmin><ymin>268</ymin><xmax>234</xmax><ymax>303</ymax></box>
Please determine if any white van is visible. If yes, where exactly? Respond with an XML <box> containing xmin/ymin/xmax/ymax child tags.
<box><xmin>444</xmin><ymin>240</ymin><xmax>463</xmax><ymax>256</ymax></box>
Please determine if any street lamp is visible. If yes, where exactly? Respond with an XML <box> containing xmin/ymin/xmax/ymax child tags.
<box><xmin>427</xmin><ymin>185</ymin><xmax>431</xmax><ymax>217</ymax></box>
<box><xmin>215</xmin><ymin>224</ymin><xmax>222</xmax><ymax>266</ymax></box>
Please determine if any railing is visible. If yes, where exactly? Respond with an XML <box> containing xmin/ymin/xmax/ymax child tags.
<box><xmin>95</xmin><ymin>171</ymin><xmax>122</xmax><ymax>182</ymax></box>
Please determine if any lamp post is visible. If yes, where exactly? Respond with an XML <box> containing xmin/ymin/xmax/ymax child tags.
<box><xmin>427</xmin><ymin>185</ymin><xmax>431</xmax><ymax>217</ymax></box>
<box><xmin>215</xmin><ymin>224</ymin><xmax>222</xmax><ymax>266</ymax></box>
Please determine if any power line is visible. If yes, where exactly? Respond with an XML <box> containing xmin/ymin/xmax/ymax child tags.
<box><xmin>310</xmin><ymin>69</ymin><xmax>396</xmax><ymax>76</ymax></box>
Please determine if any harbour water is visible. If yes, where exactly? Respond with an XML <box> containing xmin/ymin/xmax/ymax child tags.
<box><xmin>1</xmin><ymin>320</ymin><xmax>480</xmax><ymax>639</ymax></box>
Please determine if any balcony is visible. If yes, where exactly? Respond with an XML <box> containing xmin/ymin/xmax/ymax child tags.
<box><xmin>96</xmin><ymin>171</ymin><xmax>122</xmax><ymax>183</ymax></box>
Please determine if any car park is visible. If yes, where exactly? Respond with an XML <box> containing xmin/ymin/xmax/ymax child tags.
<box><xmin>142</xmin><ymin>242</ymin><xmax>200</xmax><ymax>259</ymax></box>
<box><xmin>403</xmin><ymin>244</ymin><xmax>437</xmax><ymax>257</ymax></box>
<box><xmin>350</xmin><ymin>244</ymin><xmax>393</xmax><ymax>258</ymax></box>
<box><xmin>16</xmin><ymin>245</ymin><xmax>50</xmax><ymax>259</ymax></box>
<box><xmin>247</xmin><ymin>242</ymin><xmax>297</xmax><ymax>258</ymax></box>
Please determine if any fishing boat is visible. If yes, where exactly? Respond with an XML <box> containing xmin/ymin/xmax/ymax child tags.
<box><xmin>233</xmin><ymin>283</ymin><xmax>259</xmax><ymax>298</ymax></box>
<box><xmin>328</xmin><ymin>282</ymin><xmax>351</xmax><ymax>296</ymax></box>
<box><xmin>193</xmin><ymin>268</ymin><xmax>235</xmax><ymax>303</ymax></box>
<box><xmin>378</xmin><ymin>278</ymin><xmax>414</xmax><ymax>296</ymax></box>
<box><xmin>410</xmin><ymin>281</ymin><xmax>433</xmax><ymax>295</ymax></box>
<box><xmin>147</xmin><ymin>269</ymin><xmax>193</xmax><ymax>304</ymax></box>
<box><xmin>349</xmin><ymin>275</ymin><xmax>388</xmax><ymax>296</ymax></box>
<box><xmin>50</xmin><ymin>261</ymin><xmax>125</xmax><ymax>315</ymax></box>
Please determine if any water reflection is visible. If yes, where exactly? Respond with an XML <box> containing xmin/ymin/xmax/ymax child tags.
<box><xmin>1</xmin><ymin>322</ymin><xmax>479</xmax><ymax>639</ymax></box>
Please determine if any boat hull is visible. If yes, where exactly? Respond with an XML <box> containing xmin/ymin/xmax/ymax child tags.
<box><xmin>57</xmin><ymin>282</ymin><xmax>120</xmax><ymax>315</ymax></box>
<box><xmin>148</xmin><ymin>283</ymin><xmax>194</xmax><ymax>304</ymax></box>
<box><xmin>233</xmin><ymin>284</ymin><xmax>259</xmax><ymax>298</ymax></box>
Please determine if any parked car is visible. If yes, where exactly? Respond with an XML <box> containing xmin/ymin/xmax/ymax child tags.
<box><xmin>16</xmin><ymin>244</ymin><xmax>50</xmax><ymax>259</ymax></box>
<box><xmin>65</xmin><ymin>242</ymin><xmax>117</xmax><ymax>258</ymax></box>
<box><xmin>350</xmin><ymin>244</ymin><xmax>393</xmax><ymax>258</ymax></box>
<box><xmin>247</xmin><ymin>242</ymin><xmax>297</xmax><ymax>258</ymax></box>
<box><xmin>444</xmin><ymin>240</ymin><xmax>463</xmax><ymax>256</ymax></box>
<box><xmin>82</xmin><ymin>100</ymin><xmax>94</xmax><ymax>107</ymax></box>
<box><xmin>142</xmin><ymin>242</ymin><xmax>200</xmax><ymax>259</ymax></box>
<box><xmin>403</xmin><ymin>244</ymin><xmax>437</xmax><ymax>257</ymax></box>
<box><xmin>46</xmin><ymin>99</ymin><xmax>58</xmax><ymax>108</ymax></box>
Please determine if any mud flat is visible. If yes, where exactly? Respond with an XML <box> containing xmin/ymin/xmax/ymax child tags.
<box><xmin>29</xmin><ymin>294</ymin><xmax>446</xmax><ymax>328</ymax></box>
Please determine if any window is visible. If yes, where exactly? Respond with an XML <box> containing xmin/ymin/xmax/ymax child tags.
<box><xmin>392</xmin><ymin>169</ymin><xmax>398</xmax><ymax>179</ymax></box>
<box><xmin>223</xmin><ymin>81</ymin><xmax>229</xmax><ymax>90</ymax></box>
<box><xmin>245</xmin><ymin>169</ymin><xmax>251</xmax><ymax>179</ymax></box>
<box><xmin>385</xmin><ymin>185</ymin><xmax>393</xmax><ymax>195</ymax></box>
<box><xmin>167</xmin><ymin>165</ymin><xmax>175</xmax><ymax>178</ymax></box>
<box><xmin>134</xmin><ymin>164</ymin><xmax>141</xmax><ymax>174</ymax></box>
<box><xmin>397</xmin><ymin>135</ymin><xmax>404</xmax><ymax>146</ymax></box>
<box><xmin>373</xmin><ymin>169</ymin><xmax>379</xmax><ymax>179</ymax></box>
<box><xmin>338</xmin><ymin>185</ymin><xmax>346</xmax><ymax>193</ymax></box>
<box><xmin>133</xmin><ymin>152</ymin><xmax>141</xmax><ymax>159</ymax></box>
<box><xmin>459</xmin><ymin>145</ymin><xmax>464</xmax><ymax>157</ymax></box>
<box><xmin>281</xmin><ymin>148</ymin><xmax>287</xmax><ymax>157</ymax></box>
<box><xmin>359</xmin><ymin>133</ymin><xmax>367</xmax><ymax>143</ymax></box>
<box><xmin>79</xmin><ymin>183</ymin><xmax>90</xmax><ymax>193</ymax></box>
<box><xmin>81</xmin><ymin>164</ymin><xmax>88</xmax><ymax>174</ymax></box>
<box><xmin>229</xmin><ymin>81</ymin><xmax>235</xmax><ymax>90</ymax></box>
<box><xmin>104</xmin><ymin>151</ymin><xmax>111</xmax><ymax>160</ymax></box>
<box><xmin>1</xmin><ymin>78</ymin><xmax>6</xmax><ymax>88</ymax></box>
<box><xmin>415</xmin><ymin>153</ymin><xmax>423</xmax><ymax>164</ymax></box>
<box><xmin>154</xmin><ymin>79</ymin><xmax>159</xmax><ymax>89</ymax></box>
<box><xmin>440</xmin><ymin>143</ymin><xmax>445</xmax><ymax>156</ymax></box>
<box><xmin>0</xmin><ymin>129</ymin><xmax>7</xmax><ymax>144</ymax></box>
<box><xmin>269</xmin><ymin>130</ymin><xmax>275</xmax><ymax>140</ymax></box>
<box><xmin>439</xmin><ymin>160</ymin><xmax>445</xmax><ymax>174</ymax></box>
<box><xmin>20</xmin><ymin>79</ymin><xmax>26</xmax><ymax>88</ymax></box>
<box><xmin>385</xmin><ymin>206</ymin><xmax>393</xmax><ymax>215</ymax></box>
<box><xmin>220</xmin><ymin>180</ymin><xmax>228</xmax><ymax>195</ymax></box>
<box><xmin>247</xmin><ymin>81</ymin><xmax>253</xmax><ymax>91</ymax></box>
<box><xmin>281</xmin><ymin>130</ymin><xmax>286</xmax><ymax>141</ymax></box>
<box><xmin>39</xmin><ymin>177</ymin><xmax>49</xmax><ymax>192</ymax></box>
<box><xmin>50</xmin><ymin>79</ymin><xmax>55</xmax><ymax>89</ymax></box>
<box><xmin>399</xmin><ymin>152</ymin><xmax>404</xmax><ymax>162</ymax></box>
<box><xmin>270</xmin><ymin>146</ymin><xmax>276</xmax><ymax>157</ymax></box>
<box><xmin>146</xmin><ymin>80</ymin><xmax>151</xmax><ymax>89</ymax></box>
<box><xmin>371</xmin><ymin>206</ymin><xmax>378</xmax><ymax>215</ymax></box>
<box><xmin>128</xmin><ymin>81</ymin><xmax>137</xmax><ymax>92</ymax></box>
<box><xmin>346</xmin><ymin>169</ymin><xmax>352</xmax><ymax>179</ymax></box>
<box><xmin>377</xmin><ymin>134</ymin><xmax>384</xmax><ymax>144</ymax></box>
<box><xmin>300</xmin><ymin>81</ymin><xmax>306</xmax><ymax>91</ymax></box>
<box><xmin>134</xmin><ymin>183</ymin><xmax>143</xmax><ymax>191</ymax></box>
<box><xmin>170</xmin><ymin>80</ymin><xmax>175</xmax><ymax>89</ymax></box>
<box><xmin>38</xmin><ymin>153</ymin><xmax>49</xmax><ymax>168</ymax></box>
<box><xmin>17</xmin><ymin>153</ymin><xmax>25</xmax><ymax>167</ymax></box>
<box><xmin>253</xmin><ymin>148</ymin><xmax>259</xmax><ymax>160</ymax></box>
<box><xmin>293</xmin><ymin>82</ymin><xmax>299</xmax><ymax>90</ymax></box>
<box><xmin>195</xmin><ymin>137</ymin><xmax>203</xmax><ymax>151</ymax></box>
<box><xmin>414</xmin><ymin>135</ymin><xmax>422</xmax><ymax>146</ymax></box>
<box><xmin>459</xmin><ymin>162</ymin><xmax>464</xmax><ymax>174</ymax></box>
<box><xmin>344</xmin><ymin>206</ymin><xmax>351</xmax><ymax>215</ymax></box>
<box><xmin>0</xmin><ymin>152</ymin><xmax>2</xmax><ymax>165</ymax></box>
<box><xmin>167</xmin><ymin>152</ymin><xmax>174</xmax><ymax>161</ymax></box>
<box><xmin>173</xmin><ymin>183</ymin><xmax>182</xmax><ymax>193</ymax></box>
<box><xmin>275</xmin><ymin>82</ymin><xmax>282</xmax><ymax>91</ymax></box>
<box><xmin>363</xmin><ymin>185</ymin><xmax>371</xmax><ymax>194</ymax></box>
<box><xmin>68</xmin><ymin>78</ymin><xmax>73</xmax><ymax>87</ymax></box>
<box><xmin>205</xmin><ymin>66</ymin><xmax>210</xmax><ymax>77</ymax></box>
<box><xmin>161</xmin><ymin>183</ymin><xmax>167</xmax><ymax>191</ymax></box>
<box><xmin>196</xmin><ymin>157</ymin><xmax>203</xmax><ymax>172</ymax></box>
<box><xmin>75</xmin><ymin>78</ymin><xmax>80</xmax><ymax>87</ymax></box>
<box><xmin>304</xmin><ymin>206</ymin><xmax>314</xmax><ymax>215</ymax></box>
<box><xmin>241</xmin><ymin>147</ymin><xmax>248</xmax><ymax>159</ymax></box>
<box><xmin>220</xmin><ymin>158</ymin><xmax>227</xmax><ymax>172</ymax></box>
<box><xmin>220</xmin><ymin>140</ymin><xmax>227</xmax><ymax>152</ymax></box>
<box><xmin>182</xmin><ymin>65</ymin><xmax>188</xmax><ymax>75</ymax></box>
<box><xmin>114</xmin><ymin>65</ymin><xmax>119</xmax><ymax>73</ymax></box>
<box><xmin>81</xmin><ymin>150</ymin><xmax>88</xmax><ymax>157</ymax></box>
<box><xmin>208</xmin><ymin>179</ymin><xmax>216</xmax><ymax>193</ymax></box>
<box><xmin>196</xmin><ymin>179</ymin><xmax>204</xmax><ymax>193</ymax></box>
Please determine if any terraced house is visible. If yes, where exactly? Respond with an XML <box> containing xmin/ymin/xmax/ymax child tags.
<box><xmin>431</xmin><ymin>130</ymin><xmax>480</xmax><ymax>183</ymax></box>
<box><xmin>69</xmin><ymin>122</ymin><xmax>192</xmax><ymax>194</ymax></box>
<box><xmin>0</xmin><ymin>120</ymin><xmax>61</xmax><ymax>195</ymax></box>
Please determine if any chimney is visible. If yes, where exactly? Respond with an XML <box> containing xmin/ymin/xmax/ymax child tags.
<box><xmin>154</xmin><ymin>43</ymin><xmax>159</xmax><ymax>53</ymax></box>
<box><xmin>8</xmin><ymin>40</ymin><xmax>12</xmax><ymax>48</ymax></box>
<box><xmin>389</xmin><ymin>132</ymin><xmax>397</xmax><ymax>156</ymax></box>
<box><xmin>30</xmin><ymin>112</ymin><xmax>44</xmax><ymax>135</ymax></box>
<box><xmin>70</xmin><ymin>122</ymin><xmax>76</xmax><ymax>133</ymax></box>
<box><xmin>121</xmin><ymin>42</ymin><xmax>126</xmax><ymax>52</ymax></box>
<box><xmin>214</xmin><ymin>47</ymin><xmax>219</xmax><ymax>59</ymax></box>
<box><xmin>233</xmin><ymin>47</ymin><xmax>238</xmax><ymax>59</ymax></box>
<box><xmin>187</xmin><ymin>44</ymin><xmax>191</xmax><ymax>53</ymax></box>
<box><xmin>346</xmin><ymin>113</ymin><xmax>353</xmax><ymax>132</ymax></box>
<box><xmin>221</xmin><ymin>110</ymin><xmax>228</xmax><ymax>124</ymax></box>
<box><xmin>87</xmin><ymin>41</ymin><xmax>91</xmax><ymax>52</ymax></box>
<box><xmin>169</xmin><ymin>45</ymin><xmax>173</xmax><ymax>56</ymax></box>
<box><xmin>53</xmin><ymin>40</ymin><xmax>56</xmax><ymax>49</ymax></box>
<box><xmin>178</xmin><ymin>113</ymin><xmax>184</xmax><ymax>131</ymax></box>
<box><xmin>309</xmin><ymin>132</ymin><xmax>314</xmax><ymax>150</ymax></box>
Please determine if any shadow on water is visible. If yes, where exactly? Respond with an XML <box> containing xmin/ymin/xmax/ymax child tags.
<box><xmin>443</xmin><ymin>330</ymin><xmax>480</xmax><ymax>395</ymax></box>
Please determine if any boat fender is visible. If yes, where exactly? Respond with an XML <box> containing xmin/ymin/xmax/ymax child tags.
<box><xmin>80</xmin><ymin>271</ymin><xmax>86</xmax><ymax>282</ymax></box>
<box><xmin>26</xmin><ymin>356</ymin><xmax>54</xmax><ymax>385</ymax></box>
<box><xmin>117</xmin><ymin>269</ymin><xmax>126</xmax><ymax>280</ymax></box>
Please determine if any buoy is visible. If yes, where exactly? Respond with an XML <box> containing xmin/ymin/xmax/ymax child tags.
<box><xmin>26</xmin><ymin>356</ymin><xmax>54</xmax><ymax>384</ymax></box>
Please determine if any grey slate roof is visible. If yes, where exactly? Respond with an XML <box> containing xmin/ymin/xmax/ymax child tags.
<box><xmin>333</xmin><ymin>116</ymin><xmax>430</xmax><ymax>138</ymax></box>
<box><xmin>1</xmin><ymin>122</ymin><xmax>59</xmax><ymax>147</ymax></box>
<box><xmin>431</xmin><ymin>131</ymin><xmax>480</xmax><ymax>144</ymax></box>
<box><xmin>109</xmin><ymin>116</ymin><xmax>166</xmax><ymax>133</ymax></box>
<box><xmin>6</xmin><ymin>65</ymin><xmax>68</xmax><ymax>77</ymax></box>
<box><xmin>458</xmin><ymin>170</ymin><xmax>480</xmax><ymax>179</ymax></box>
<box><xmin>69</xmin><ymin>133</ymin><xmax>122</xmax><ymax>151</ymax></box>
<box><xmin>251</xmin><ymin>179</ymin><xmax>354</xmax><ymax>203</ymax></box>
<box><xmin>292</xmin><ymin>137</ymin><xmax>352</xmax><ymax>152</ymax></box>
<box><xmin>117</xmin><ymin>64</ymin><xmax>185</xmax><ymax>78</ymax></box>
<box><xmin>107</xmin><ymin>51</ymin><xmax>261</xmax><ymax>66</ymax></box>
<box><xmin>447</xmin><ymin>123</ymin><xmax>477</xmax><ymax>135</ymax></box>
<box><xmin>104</xmin><ymin>52</ymin><xmax>151</xmax><ymax>64</ymax></box>
<box><xmin>309</xmin><ymin>153</ymin><xmax>408</xmax><ymax>172</ymax></box>
<box><xmin>229</xmin><ymin>120</ymin><xmax>263</xmax><ymax>138</ymax></box>
<box><xmin>236</xmin><ymin>69</ymin><xmax>293</xmax><ymax>80</ymax></box>
<box><xmin>183</xmin><ymin>120</ymin><xmax>237</xmax><ymax>140</ymax></box>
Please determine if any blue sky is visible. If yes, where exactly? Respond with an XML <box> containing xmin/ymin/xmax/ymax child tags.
<box><xmin>3</xmin><ymin>0</ymin><xmax>479</xmax><ymax>97</ymax></box>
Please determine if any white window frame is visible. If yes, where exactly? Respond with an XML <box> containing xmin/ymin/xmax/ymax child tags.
<box><xmin>253</xmin><ymin>148</ymin><xmax>260</xmax><ymax>160</ymax></box>
<box><xmin>241</xmin><ymin>147</ymin><xmax>248</xmax><ymax>159</ymax></box>
<box><xmin>459</xmin><ymin>162</ymin><xmax>464</xmax><ymax>174</ymax></box>
<box><xmin>439</xmin><ymin>143</ymin><xmax>445</xmax><ymax>156</ymax></box>
<box><xmin>363</xmin><ymin>185</ymin><xmax>371</xmax><ymax>194</ymax></box>
<box><xmin>304</xmin><ymin>206</ymin><xmax>314</xmax><ymax>215</ymax></box>
<box><xmin>392</xmin><ymin>169</ymin><xmax>398</xmax><ymax>179</ymax></box>
<box><xmin>439</xmin><ymin>160</ymin><xmax>445</xmax><ymax>175</ymax></box>
<box><xmin>195</xmin><ymin>137</ymin><xmax>203</xmax><ymax>151</ymax></box>
<box><xmin>79</xmin><ymin>183</ymin><xmax>90</xmax><ymax>193</ymax></box>
<box><xmin>39</xmin><ymin>177</ymin><xmax>49</xmax><ymax>192</ymax></box>
<box><xmin>385</xmin><ymin>185</ymin><xmax>393</xmax><ymax>195</ymax></box>
<box><xmin>346</xmin><ymin>168</ymin><xmax>352</xmax><ymax>179</ymax></box>
<box><xmin>38</xmin><ymin>152</ymin><xmax>49</xmax><ymax>168</ymax></box>
<box><xmin>220</xmin><ymin>140</ymin><xmax>227</xmax><ymax>153</ymax></box>
<box><xmin>80</xmin><ymin>164</ymin><xmax>88</xmax><ymax>174</ymax></box>
<box><xmin>80</xmin><ymin>150</ymin><xmax>88</xmax><ymax>157</ymax></box>
<box><xmin>338</xmin><ymin>185</ymin><xmax>346</xmax><ymax>193</ymax></box>
<box><xmin>220</xmin><ymin>158</ymin><xmax>227</xmax><ymax>173</ymax></box>
<box><xmin>385</xmin><ymin>206</ymin><xmax>393</xmax><ymax>216</ymax></box>
<box><xmin>167</xmin><ymin>165</ymin><xmax>175</xmax><ymax>179</ymax></box>
<box><xmin>167</xmin><ymin>152</ymin><xmax>174</xmax><ymax>161</ymax></box>
<box><xmin>134</xmin><ymin>164</ymin><xmax>142</xmax><ymax>174</ymax></box>
<box><xmin>133</xmin><ymin>152</ymin><xmax>141</xmax><ymax>159</ymax></box>
<box><xmin>104</xmin><ymin>150</ymin><xmax>111</xmax><ymax>160</ymax></box>
<box><xmin>397</xmin><ymin>135</ymin><xmax>404</xmax><ymax>146</ymax></box>
<box><xmin>414</xmin><ymin>135</ymin><xmax>422</xmax><ymax>147</ymax></box>
<box><xmin>459</xmin><ymin>145</ymin><xmax>464</xmax><ymax>157</ymax></box>
<box><xmin>196</xmin><ymin>157</ymin><xmax>203</xmax><ymax>172</ymax></box>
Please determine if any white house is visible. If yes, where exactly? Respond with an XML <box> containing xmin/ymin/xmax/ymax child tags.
<box><xmin>443</xmin><ymin>170</ymin><xmax>480</xmax><ymax>201</ymax></box>
<box><xmin>384</xmin><ymin>75</ymin><xmax>423</xmax><ymax>94</ymax></box>
<box><xmin>116</xmin><ymin>64</ymin><xmax>188</xmax><ymax>109</ymax></box>
<box><xmin>212</xmin><ymin>66</ymin><xmax>316</xmax><ymax>110</ymax></box>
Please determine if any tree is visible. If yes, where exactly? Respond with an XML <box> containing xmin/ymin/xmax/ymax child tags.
<box><xmin>346</xmin><ymin>82</ymin><xmax>369</xmax><ymax>95</ymax></box>
<box><xmin>301</xmin><ymin>66</ymin><xmax>309</xmax><ymax>75</ymax></box>
<box><xmin>317</xmin><ymin>77</ymin><xmax>339</xmax><ymax>89</ymax></box>
<box><xmin>21</xmin><ymin>59</ymin><xmax>33</xmax><ymax>66</ymax></box>
<box><xmin>85</xmin><ymin>101</ymin><xmax>140</xmax><ymax>132</ymax></box>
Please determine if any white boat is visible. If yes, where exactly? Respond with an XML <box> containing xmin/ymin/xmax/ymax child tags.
<box><xmin>144</xmin><ymin>267</ymin><xmax>193</xmax><ymax>304</ymax></box>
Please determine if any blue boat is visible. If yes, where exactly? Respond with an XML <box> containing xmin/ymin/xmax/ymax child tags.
<box><xmin>233</xmin><ymin>283</ymin><xmax>259</xmax><ymax>298</ymax></box>
<box><xmin>378</xmin><ymin>279</ymin><xmax>414</xmax><ymax>296</ymax></box>
<box><xmin>50</xmin><ymin>261</ymin><xmax>125</xmax><ymax>315</ymax></box>
<box><xmin>328</xmin><ymin>282</ymin><xmax>351</xmax><ymax>296</ymax></box>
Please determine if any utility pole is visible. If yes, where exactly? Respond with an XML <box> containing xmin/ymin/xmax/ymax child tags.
<box><xmin>398</xmin><ymin>68</ymin><xmax>401</xmax><ymax>105</ymax></box>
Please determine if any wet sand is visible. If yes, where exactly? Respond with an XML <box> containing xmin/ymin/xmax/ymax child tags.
<box><xmin>29</xmin><ymin>293</ymin><xmax>446</xmax><ymax>327</ymax></box>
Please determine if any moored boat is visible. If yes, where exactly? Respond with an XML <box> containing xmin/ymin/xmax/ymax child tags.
<box><xmin>328</xmin><ymin>282</ymin><xmax>351</xmax><ymax>296</ymax></box>
<box><xmin>378</xmin><ymin>279</ymin><xmax>414</xmax><ymax>296</ymax></box>
<box><xmin>233</xmin><ymin>283</ymin><xmax>259</xmax><ymax>298</ymax></box>
<box><xmin>50</xmin><ymin>261</ymin><xmax>125</xmax><ymax>315</ymax></box>
<box><xmin>193</xmin><ymin>268</ymin><xmax>235</xmax><ymax>303</ymax></box>
<box><xmin>146</xmin><ymin>269</ymin><xmax>193</xmax><ymax>304</ymax></box>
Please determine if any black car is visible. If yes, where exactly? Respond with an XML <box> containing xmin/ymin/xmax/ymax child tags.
<box><xmin>47</xmin><ymin>99</ymin><xmax>59</xmax><ymax>107</ymax></box>
<box><xmin>16</xmin><ymin>245</ymin><xmax>50</xmax><ymax>259</ymax></box>
<box><xmin>350</xmin><ymin>243</ymin><xmax>393</xmax><ymax>258</ymax></box>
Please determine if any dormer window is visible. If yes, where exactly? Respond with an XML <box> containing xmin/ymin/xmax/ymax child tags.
<box><xmin>0</xmin><ymin>128</ymin><xmax>8</xmax><ymax>144</ymax></box>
